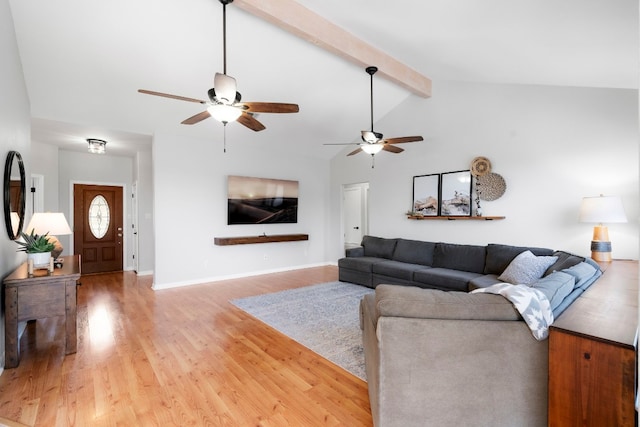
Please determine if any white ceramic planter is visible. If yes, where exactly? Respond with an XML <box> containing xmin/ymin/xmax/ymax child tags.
<box><xmin>28</xmin><ymin>252</ymin><xmax>51</xmax><ymax>268</ymax></box>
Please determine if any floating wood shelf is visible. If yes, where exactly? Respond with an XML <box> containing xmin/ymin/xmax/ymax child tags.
<box><xmin>407</xmin><ymin>215</ymin><xmax>505</xmax><ymax>221</ymax></box>
<box><xmin>214</xmin><ymin>234</ymin><xmax>309</xmax><ymax>246</ymax></box>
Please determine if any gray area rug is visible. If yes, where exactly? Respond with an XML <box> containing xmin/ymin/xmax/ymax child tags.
<box><xmin>231</xmin><ymin>281</ymin><xmax>374</xmax><ymax>380</ymax></box>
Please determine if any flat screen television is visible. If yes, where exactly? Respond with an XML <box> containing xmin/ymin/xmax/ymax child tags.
<box><xmin>227</xmin><ymin>175</ymin><xmax>298</xmax><ymax>225</ymax></box>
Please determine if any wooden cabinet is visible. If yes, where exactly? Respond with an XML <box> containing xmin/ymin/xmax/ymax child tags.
<box><xmin>3</xmin><ymin>255</ymin><xmax>81</xmax><ymax>368</ymax></box>
<box><xmin>548</xmin><ymin>260</ymin><xmax>638</xmax><ymax>426</ymax></box>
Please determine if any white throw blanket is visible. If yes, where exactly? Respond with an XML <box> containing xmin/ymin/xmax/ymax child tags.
<box><xmin>471</xmin><ymin>283</ymin><xmax>554</xmax><ymax>340</ymax></box>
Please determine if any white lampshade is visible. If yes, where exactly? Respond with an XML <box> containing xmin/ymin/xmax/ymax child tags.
<box><xmin>26</xmin><ymin>212</ymin><xmax>72</xmax><ymax>236</ymax></box>
<box><xmin>579</xmin><ymin>195</ymin><xmax>627</xmax><ymax>224</ymax></box>
<box><xmin>361</xmin><ymin>143</ymin><xmax>384</xmax><ymax>155</ymax></box>
<box><xmin>207</xmin><ymin>104</ymin><xmax>242</xmax><ymax>123</ymax></box>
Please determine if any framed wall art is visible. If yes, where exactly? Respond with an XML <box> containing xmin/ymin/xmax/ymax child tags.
<box><xmin>439</xmin><ymin>170</ymin><xmax>472</xmax><ymax>216</ymax></box>
<box><xmin>227</xmin><ymin>175</ymin><xmax>299</xmax><ymax>225</ymax></box>
<box><xmin>412</xmin><ymin>173</ymin><xmax>440</xmax><ymax>216</ymax></box>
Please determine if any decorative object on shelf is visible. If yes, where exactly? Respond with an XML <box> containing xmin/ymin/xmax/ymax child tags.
<box><xmin>24</xmin><ymin>212</ymin><xmax>73</xmax><ymax>259</ymax></box>
<box><xmin>87</xmin><ymin>138</ymin><xmax>107</xmax><ymax>154</ymax></box>
<box><xmin>439</xmin><ymin>170</ymin><xmax>472</xmax><ymax>216</ymax></box>
<box><xmin>470</xmin><ymin>156</ymin><xmax>492</xmax><ymax>177</ymax></box>
<box><xmin>476</xmin><ymin>172</ymin><xmax>506</xmax><ymax>201</ymax></box>
<box><xmin>412</xmin><ymin>173</ymin><xmax>440</xmax><ymax>216</ymax></box>
<box><xmin>15</xmin><ymin>229</ymin><xmax>55</xmax><ymax>269</ymax></box>
<box><xmin>579</xmin><ymin>194</ymin><xmax>627</xmax><ymax>262</ymax></box>
<box><xmin>470</xmin><ymin>157</ymin><xmax>492</xmax><ymax>216</ymax></box>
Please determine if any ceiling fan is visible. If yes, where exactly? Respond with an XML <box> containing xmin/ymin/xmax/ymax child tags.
<box><xmin>138</xmin><ymin>0</ymin><xmax>299</xmax><ymax>133</ymax></box>
<box><xmin>325</xmin><ymin>66</ymin><xmax>423</xmax><ymax>167</ymax></box>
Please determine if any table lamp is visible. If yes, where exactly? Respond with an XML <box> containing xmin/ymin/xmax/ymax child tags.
<box><xmin>578</xmin><ymin>195</ymin><xmax>627</xmax><ymax>262</ymax></box>
<box><xmin>25</xmin><ymin>212</ymin><xmax>73</xmax><ymax>259</ymax></box>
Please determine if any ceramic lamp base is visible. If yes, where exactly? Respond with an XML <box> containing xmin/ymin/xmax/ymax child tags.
<box><xmin>590</xmin><ymin>225</ymin><xmax>612</xmax><ymax>262</ymax></box>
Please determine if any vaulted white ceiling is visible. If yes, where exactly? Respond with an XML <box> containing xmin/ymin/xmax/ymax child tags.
<box><xmin>8</xmin><ymin>0</ymin><xmax>638</xmax><ymax>159</ymax></box>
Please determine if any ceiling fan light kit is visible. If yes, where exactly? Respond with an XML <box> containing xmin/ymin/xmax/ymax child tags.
<box><xmin>361</xmin><ymin>143</ymin><xmax>384</xmax><ymax>155</ymax></box>
<box><xmin>208</xmin><ymin>104</ymin><xmax>242</xmax><ymax>123</ymax></box>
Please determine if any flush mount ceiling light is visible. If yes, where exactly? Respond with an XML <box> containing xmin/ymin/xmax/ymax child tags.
<box><xmin>87</xmin><ymin>138</ymin><xmax>107</xmax><ymax>154</ymax></box>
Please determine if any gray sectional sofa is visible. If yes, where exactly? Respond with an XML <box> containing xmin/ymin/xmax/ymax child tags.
<box><xmin>341</xmin><ymin>235</ymin><xmax>603</xmax><ymax>426</ymax></box>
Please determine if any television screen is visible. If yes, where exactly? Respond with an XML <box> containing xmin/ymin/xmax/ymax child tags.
<box><xmin>227</xmin><ymin>175</ymin><xmax>298</xmax><ymax>225</ymax></box>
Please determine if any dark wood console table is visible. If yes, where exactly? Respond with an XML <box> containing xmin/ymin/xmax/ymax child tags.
<box><xmin>548</xmin><ymin>260</ymin><xmax>638</xmax><ymax>426</ymax></box>
<box><xmin>3</xmin><ymin>255</ymin><xmax>81</xmax><ymax>368</ymax></box>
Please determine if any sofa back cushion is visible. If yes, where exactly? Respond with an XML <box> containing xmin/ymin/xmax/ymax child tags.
<box><xmin>362</xmin><ymin>235</ymin><xmax>397</xmax><ymax>259</ymax></box>
<box><xmin>484</xmin><ymin>243</ymin><xmax>555</xmax><ymax>275</ymax></box>
<box><xmin>529</xmin><ymin>271</ymin><xmax>575</xmax><ymax>310</ymax></box>
<box><xmin>392</xmin><ymin>238</ymin><xmax>436</xmax><ymax>266</ymax></box>
<box><xmin>433</xmin><ymin>243</ymin><xmax>486</xmax><ymax>274</ymax></box>
<box><xmin>544</xmin><ymin>250</ymin><xmax>586</xmax><ymax>276</ymax></box>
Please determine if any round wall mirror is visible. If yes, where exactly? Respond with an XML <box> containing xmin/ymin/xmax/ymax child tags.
<box><xmin>4</xmin><ymin>151</ymin><xmax>26</xmax><ymax>240</ymax></box>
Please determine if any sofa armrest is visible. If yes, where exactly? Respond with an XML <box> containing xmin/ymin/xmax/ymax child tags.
<box><xmin>374</xmin><ymin>284</ymin><xmax>521</xmax><ymax>322</ymax></box>
<box><xmin>345</xmin><ymin>246</ymin><xmax>364</xmax><ymax>257</ymax></box>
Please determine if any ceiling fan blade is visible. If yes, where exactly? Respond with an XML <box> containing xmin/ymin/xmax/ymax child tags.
<box><xmin>214</xmin><ymin>73</ymin><xmax>238</xmax><ymax>104</ymax></box>
<box><xmin>138</xmin><ymin>89</ymin><xmax>205</xmax><ymax>104</ymax></box>
<box><xmin>347</xmin><ymin>147</ymin><xmax>363</xmax><ymax>156</ymax></box>
<box><xmin>240</xmin><ymin>102</ymin><xmax>299</xmax><ymax>114</ymax></box>
<box><xmin>181</xmin><ymin>110</ymin><xmax>211</xmax><ymax>125</ymax></box>
<box><xmin>383</xmin><ymin>144</ymin><xmax>404</xmax><ymax>153</ymax></box>
<box><xmin>383</xmin><ymin>136</ymin><xmax>424</xmax><ymax>145</ymax></box>
<box><xmin>237</xmin><ymin>111</ymin><xmax>266</xmax><ymax>132</ymax></box>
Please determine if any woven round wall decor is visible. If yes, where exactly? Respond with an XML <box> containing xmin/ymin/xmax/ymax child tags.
<box><xmin>476</xmin><ymin>172</ymin><xmax>506</xmax><ymax>201</ymax></box>
<box><xmin>470</xmin><ymin>156</ymin><xmax>492</xmax><ymax>176</ymax></box>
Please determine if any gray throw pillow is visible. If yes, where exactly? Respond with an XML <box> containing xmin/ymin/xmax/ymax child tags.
<box><xmin>498</xmin><ymin>250</ymin><xmax>558</xmax><ymax>285</ymax></box>
<box><xmin>529</xmin><ymin>271</ymin><xmax>575</xmax><ymax>310</ymax></box>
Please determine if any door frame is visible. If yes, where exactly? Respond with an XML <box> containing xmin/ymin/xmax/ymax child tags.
<box><xmin>69</xmin><ymin>180</ymin><xmax>129</xmax><ymax>270</ymax></box>
<box><xmin>341</xmin><ymin>182</ymin><xmax>369</xmax><ymax>249</ymax></box>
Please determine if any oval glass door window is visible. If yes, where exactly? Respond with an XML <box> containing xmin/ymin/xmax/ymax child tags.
<box><xmin>88</xmin><ymin>195</ymin><xmax>110</xmax><ymax>239</ymax></box>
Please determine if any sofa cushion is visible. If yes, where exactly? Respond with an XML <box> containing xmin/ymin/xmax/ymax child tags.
<box><xmin>362</xmin><ymin>235</ymin><xmax>397</xmax><ymax>259</ymax></box>
<box><xmin>529</xmin><ymin>271</ymin><xmax>575</xmax><ymax>310</ymax></box>
<box><xmin>338</xmin><ymin>256</ymin><xmax>386</xmax><ymax>273</ymax></box>
<box><xmin>413</xmin><ymin>268</ymin><xmax>482</xmax><ymax>292</ymax></box>
<box><xmin>372</xmin><ymin>260</ymin><xmax>431</xmax><ymax>282</ymax></box>
<box><xmin>498</xmin><ymin>250</ymin><xmax>558</xmax><ymax>285</ymax></box>
<box><xmin>562</xmin><ymin>262</ymin><xmax>598</xmax><ymax>289</ymax></box>
<box><xmin>392</xmin><ymin>239</ymin><xmax>436</xmax><ymax>266</ymax></box>
<box><xmin>544</xmin><ymin>250</ymin><xmax>585</xmax><ymax>276</ymax></box>
<box><xmin>468</xmin><ymin>274</ymin><xmax>502</xmax><ymax>291</ymax></box>
<box><xmin>484</xmin><ymin>243</ymin><xmax>554</xmax><ymax>275</ymax></box>
<box><xmin>432</xmin><ymin>243</ymin><xmax>486</xmax><ymax>274</ymax></box>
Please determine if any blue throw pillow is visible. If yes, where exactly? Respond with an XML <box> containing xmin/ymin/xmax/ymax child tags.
<box><xmin>530</xmin><ymin>271</ymin><xmax>575</xmax><ymax>310</ymax></box>
<box><xmin>562</xmin><ymin>262</ymin><xmax>597</xmax><ymax>289</ymax></box>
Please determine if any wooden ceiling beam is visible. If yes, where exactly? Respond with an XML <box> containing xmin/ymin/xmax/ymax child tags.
<box><xmin>233</xmin><ymin>0</ymin><xmax>432</xmax><ymax>98</ymax></box>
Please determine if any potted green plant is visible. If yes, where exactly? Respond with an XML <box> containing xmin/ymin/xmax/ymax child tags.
<box><xmin>16</xmin><ymin>230</ymin><xmax>55</xmax><ymax>267</ymax></box>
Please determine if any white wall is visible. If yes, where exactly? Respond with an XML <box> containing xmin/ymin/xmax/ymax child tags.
<box><xmin>0</xmin><ymin>0</ymin><xmax>31</xmax><ymax>368</ymax></box>
<box><xmin>329</xmin><ymin>81</ymin><xmax>639</xmax><ymax>261</ymax></box>
<box><xmin>134</xmin><ymin>150</ymin><xmax>154</xmax><ymax>274</ymax></box>
<box><xmin>30</xmin><ymin>141</ymin><xmax>60</xmax><ymax>211</ymax></box>
<box><xmin>58</xmin><ymin>151</ymin><xmax>134</xmax><ymax>267</ymax></box>
<box><xmin>152</xmin><ymin>131</ymin><xmax>330</xmax><ymax>289</ymax></box>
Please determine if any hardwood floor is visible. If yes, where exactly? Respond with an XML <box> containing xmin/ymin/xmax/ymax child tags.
<box><xmin>0</xmin><ymin>266</ymin><xmax>373</xmax><ymax>426</ymax></box>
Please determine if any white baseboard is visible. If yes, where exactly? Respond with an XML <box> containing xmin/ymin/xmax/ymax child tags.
<box><xmin>151</xmin><ymin>262</ymin><xmax>334</xmax><ymax>291</ymax></box>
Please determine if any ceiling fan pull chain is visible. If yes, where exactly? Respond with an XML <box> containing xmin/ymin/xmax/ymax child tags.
<box><xmin>371</xmin><ymin>154</ymin><xmax>375</xmax><ymax>168</ymax></box>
